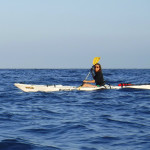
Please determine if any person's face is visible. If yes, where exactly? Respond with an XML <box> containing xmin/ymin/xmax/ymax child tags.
<box><xmin>94</xmin><ymin>65</ymin><xmax>100</xmax><ymax>72</ymax></box>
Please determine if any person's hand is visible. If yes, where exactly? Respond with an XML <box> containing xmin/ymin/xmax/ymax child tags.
<box><xmin>83</xmin><ymin>80</ymin><xmax>87</xmax><ymax>83</ymax></box>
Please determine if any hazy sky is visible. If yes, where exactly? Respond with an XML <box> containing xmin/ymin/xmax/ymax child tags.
<box><xmin>0</xmin><ymin>0</ymin><xmax>150</xmax><ymax>68</ymax></box>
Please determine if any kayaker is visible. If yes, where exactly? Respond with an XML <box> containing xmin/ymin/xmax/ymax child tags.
<box><xmin>82</xmin><ymin>63</ymin><xmax>105</xmax><ymax>87</ymax></box>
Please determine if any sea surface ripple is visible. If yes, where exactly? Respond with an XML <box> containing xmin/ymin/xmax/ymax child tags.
<box><xmin>0</xmin><ymin>69</ymin><xmax>150</xmax><ymax>150</ymax></box>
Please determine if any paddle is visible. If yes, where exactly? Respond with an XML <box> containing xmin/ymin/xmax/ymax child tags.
<box><xmin>83</xmin><ymin>57</ymin><xmax>100</xmax><ymax>81</ymax></box>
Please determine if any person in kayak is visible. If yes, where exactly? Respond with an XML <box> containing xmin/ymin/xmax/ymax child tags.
<box><xmin>82</xmin><ymin>63</ymin><xmax>105</xmax><ymax>87</ymax></box>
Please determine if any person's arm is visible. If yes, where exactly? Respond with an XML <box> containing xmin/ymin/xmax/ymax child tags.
<box><xmin>83</xmin><ymin>80</ymin><xmax>95</xmax><ymax>83</ymax></box>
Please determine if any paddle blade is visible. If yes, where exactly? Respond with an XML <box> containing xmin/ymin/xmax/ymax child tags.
<box><xmin>93</xmin><ymin>57</ymin><xmax>100</xmax><ymax>65</ymax></box>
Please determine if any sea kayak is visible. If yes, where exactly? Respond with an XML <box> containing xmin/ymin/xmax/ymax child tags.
<box><xmin>14</xmin><ymin>83</ymin><xmax>150</xmax><ymax>92</ymax></box>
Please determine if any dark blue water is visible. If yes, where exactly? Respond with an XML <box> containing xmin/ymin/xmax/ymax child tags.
<box><xmin>0</xmin><ymin>69</ymin><xmax>150</xmax><ymax>150</ymax></box>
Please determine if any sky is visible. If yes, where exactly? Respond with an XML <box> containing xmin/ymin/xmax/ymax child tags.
<box><xmin>0</xmin><ymin>0</ymin><xmax>150</xmax><ymax>68</ymax></box>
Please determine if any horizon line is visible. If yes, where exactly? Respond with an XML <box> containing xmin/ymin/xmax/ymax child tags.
<box><xmin>0</xmin><ymin>68</ymin><xmax>150</xmax><ymax>69</ymax></box>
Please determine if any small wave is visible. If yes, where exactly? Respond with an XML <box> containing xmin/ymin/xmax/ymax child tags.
<box><xmin>90</xmin><ymin>136</ymin><xmax>121</xmax><ymax>144</ymax></box>
<box><xmin>22</xmin><ymin>128</ymin><xmax>51</xmax><ymax>134</ymax></box>
<box><xmin>0</xmin><ymin>139</ymin><xmax>32</xmax><ymax>150</ymax></box>
<box><xmin>0</xmin><ymin>138</ymin><xmax>61</xmax><ymax>150</ymax></box>
<box><xmin>37</xmin><ymin>107</ymin><xmax>61</xmax><ymax>115</ymax></box>
<box><xmin>80</xmin><ymin>146</ymin><xmax>98</xmax><ymax>150</ymax></box>
<box><xmin>0</xmin><ymin>112</ymin><xmax>13</xmax><ymax>122</ymax></box>
<box><xmin>106</xmin><ymin>118</ymin><xmax>146</xmax><ymax>129</ymax></box>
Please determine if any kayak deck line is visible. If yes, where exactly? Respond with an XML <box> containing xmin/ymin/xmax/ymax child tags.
<box><xmin>14</xmin><ymin>83</ymin><xmax>150</xmax><ymax>92</ymax></box>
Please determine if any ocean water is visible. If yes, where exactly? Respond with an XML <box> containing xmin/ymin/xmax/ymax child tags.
<box><xmin>0</xmin><ymin>69</ymin><xmax>150</xmax><ymax>150</ymax></box>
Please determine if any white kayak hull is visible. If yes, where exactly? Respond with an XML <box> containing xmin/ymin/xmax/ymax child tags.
<box><xmin>14</xmin><ymin>83</ymin><xmax>76</xmax><ymax>92</ymax></box>
<box><xmin>14</xmin><ymin>83</ymin><xmax>150</xmax><ymax>92</ymax></box>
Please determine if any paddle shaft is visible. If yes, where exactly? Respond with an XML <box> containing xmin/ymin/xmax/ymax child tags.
<box><xmin>84</xmin><ymin>71</ymin><xmax>91</xmax><ymax>81</ymax></box>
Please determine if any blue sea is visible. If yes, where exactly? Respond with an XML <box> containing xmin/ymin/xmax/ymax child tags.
<box><xmin>0</xmin><ymin>69</ymin><xmax>150</xmax><ymax>150</ymax></box>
